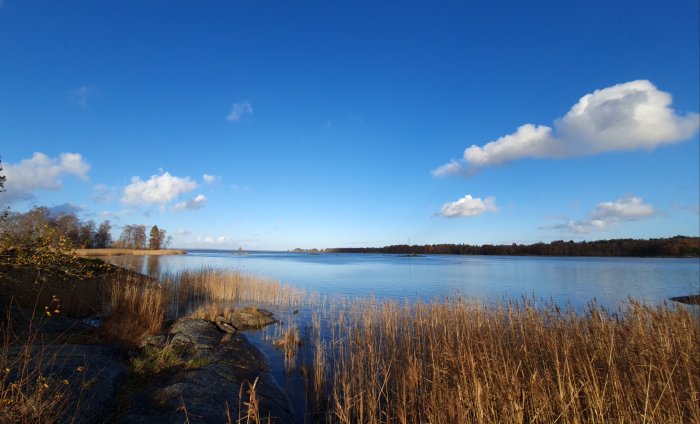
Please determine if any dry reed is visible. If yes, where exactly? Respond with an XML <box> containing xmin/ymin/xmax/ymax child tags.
<box><xmin>164</xmin><ymin>268</ymin><xmax>312</xmax><ymax>316</ymax></box>
<box><xmin>0</xmin><ymin>307</ymin><xmax>80</xmax><ymax>423</ymax></box>
<box><xmin>99</xmin><ymin>274</ymin><xmax>165</xmax><ymax>343</ymax></box>
<box><xmin>307</xmin><ymin>298</ymin><xmax>700</xmax><ymax>423</ymax></box>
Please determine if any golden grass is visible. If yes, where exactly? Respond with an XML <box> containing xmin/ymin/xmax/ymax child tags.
<box><xmin>99</xmin><ymin>274</ymin><xmax>165</xmax><ymax>343</ymax></box>
<box><xmin>271</xmin><ymin>324</ymin><xmax>302</xmax><ymax>371</ymax></box>
<box><xmin>165</xmin><ymin>268</ymin><xmax>312</xmax><ymax>316</ymax></box>
<box><xmin>0</xmin><ymin>309</ymin><xmax>79</xmax><ymax>423</ymax></box>
<box><xmin>307</xmin><ymin>298</ymin><xmax>700</xmax><ymax>424</ymax></box>
<box><xmin>74</xmin><ymin>248</ymin><xmax>186</xmax><ymax>257</ymax></box>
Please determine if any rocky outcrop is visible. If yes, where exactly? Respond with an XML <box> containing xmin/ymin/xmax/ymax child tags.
<box><xmin>120</xmin><ymin>318</ymin><xmax>292</xmax><ymax>424</ymax></box>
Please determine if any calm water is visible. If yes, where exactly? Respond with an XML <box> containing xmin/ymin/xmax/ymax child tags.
<box><xmin>109</xmin><ymin>250</ymin><xmax>699</xmax><ymax>310</ymax></box>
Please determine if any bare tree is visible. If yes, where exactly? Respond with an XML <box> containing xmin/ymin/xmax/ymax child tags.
<box><xmin>132</xmin><ymin>225</ymin><xmax>147</xmax><ymax>249</ymax></box>
<box><xmin>0</xmin><ymin>156</ymin><xmax>5</xmax><ymax>193</ymax></box>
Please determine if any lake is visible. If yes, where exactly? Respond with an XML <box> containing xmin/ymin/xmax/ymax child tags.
<box><xmin>108</xmin><ymin>250</ymin><xmax>699</xmax><ymax>310</ymax></box>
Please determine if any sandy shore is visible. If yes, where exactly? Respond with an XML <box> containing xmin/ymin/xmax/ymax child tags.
<box><xmin>74</xmin><ymin>248</ymin><xmax>187</xmax><ymax>257</ymax></box>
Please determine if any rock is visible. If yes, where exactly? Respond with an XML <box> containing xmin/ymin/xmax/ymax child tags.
<box><xmin>139</xmin><ymin>334</ymin><xmax>167</xmax><ymax>348</ymax></box>
<box><xmin>214</xmin><ymin>315</ymin><xmax>237</xmax><ymax>333</ymax></box>
<box><xmin>119</xmin><ymin>318</ymin><xmax>293</xmax><ymax>423</ymax></box>
<box><xmin>229</xmin><ymin>306</ymin><xmax>278</xmax><ymax>329</ymax></box>
<box><xmin>670</xmin><ymin>294</ymin><xmax>700</xmax><ymax>305</ymax></box>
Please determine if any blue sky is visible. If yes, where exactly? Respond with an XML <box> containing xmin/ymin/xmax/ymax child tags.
<box><xmin>1</xmin><ymin>0</ymin><xmax>698</xmax><ymax>250</ymax></box>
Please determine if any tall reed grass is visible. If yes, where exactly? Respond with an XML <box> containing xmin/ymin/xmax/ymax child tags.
<box><xmin>99</xmin><ymin>267</ymin><xmax>312</xmax><ymax>343</ymax></box>
<box><xmin>306</xmin><ymin>298</ymin><xmax>699</xmax><ymax>423</ymax></box>
<box><xmin>164</xmin><ymin>268</ymin><xmax>312</xmax><ymax>316</ymax></box>
<box><xmin>99</xmin><ymin>273</ymin><xmax>165</xmax><ymax>342</ymax></box>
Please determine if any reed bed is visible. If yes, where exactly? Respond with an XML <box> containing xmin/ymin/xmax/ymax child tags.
<box><xmin>164</xmin><ymin>268</ymin><xmax>313</xmax><ymax>316</ymax></box>
<box><xmin>307</xmin><ymin>298</ymin><xmax>700</xmax><ymax>424</ymax></box>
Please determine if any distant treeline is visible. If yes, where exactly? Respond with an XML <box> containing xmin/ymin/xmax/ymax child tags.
<box><xmin>327</xmin><ymin>236</ymin><xmax>700</xmax><ymax>257</ymax></box>
<box><xmin>1</xmin><ymin>206</ymin><xmax>171</xmax><ymax>250</ymax></box>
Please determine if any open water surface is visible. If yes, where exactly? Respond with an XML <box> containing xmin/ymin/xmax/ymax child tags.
<box><xmin>109</xmin><ymin>250</ymin><xmax>699</xmax><ymax>309</ymax></box>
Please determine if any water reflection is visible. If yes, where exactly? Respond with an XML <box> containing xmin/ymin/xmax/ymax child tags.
<box><xmin>107</xmin><ymin>252</ymin><xmax>700</xmax><ymax>310</ymax></box>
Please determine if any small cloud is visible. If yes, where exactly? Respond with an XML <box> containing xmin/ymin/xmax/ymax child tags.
<box><xmin>439</xmin><ymin>194</ymin><xmax>498</xmax><ymax>218</ymax></box>
<box><xmin>92</xmin><ymin>184</ymin><xmax>116</xmax><ymax>203</ymax></box>
<box><xmin>1</xmin><ymin>152</ymin><xmax>90</xmax><ymax>206</ymax></box>
<box><xmin>203</xmin><ymin>174</ymin><xmax>220</xmax><ymax>184</ymax></box>
<box><xmin>226</xmin><ymin>101</ymin><xmax>253</xmax><ymax>122</ymax></box>
<box><xmin>47</xmin><ymin>203</ymin><xmax>84</xmax><ymax>217</ymax></box>
<box><xmin>172</xmin><ymin>194</ymin><xmax>206</xmax><ymax>211</ymax></box>
<box><xmin>175</xmin><ymin>228</ymin><xmax>192</xmax><ymax>236</ymax></box>
<box><xmin>176</xmin><ymin>234</ymin><xmax>231</xmax><ymax>248</ymax></box>
<box><xmin>434</xmin><ymin>80</ymin><xmax>700</xmax><ymax>177</ymax></box>
<box><xmin>121</xmin><ymin>171</ymin><xmax>198</xmax><ymax>205</ymax></box>
<box><xmin>68</xmin><ymin>85</ymin><xmax>99</xmax><ymax>108</ymax></box>
<box><xmin>544</xmin><ymin>195</ymin><xmax>658</xmax><ymax>234</ymax></box>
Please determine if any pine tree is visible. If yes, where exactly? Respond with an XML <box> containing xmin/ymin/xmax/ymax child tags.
<box><xmin>149</xmin><ymin>225</ymin><xmax>162</xmax><ymax>250</ymax></box>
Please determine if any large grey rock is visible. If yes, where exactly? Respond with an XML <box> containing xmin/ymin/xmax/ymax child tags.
<box><xmin>120</xmin><ymin>318</ymin><xmax>293</xmax><ymax>424</ymax></box>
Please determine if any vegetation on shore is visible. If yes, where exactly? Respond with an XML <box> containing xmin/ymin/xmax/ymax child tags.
<box><xmin>1</xmin><ymin>206</ymin><xmax>174</xmax><ymax>252</ymax></box>
<box><xmin>302</xmin><ymin>299</ymin><xmax>699</xmax><ymax>423</ymax></box>
<box><xmin>328</xmin><ymin>235</ymin><xmax>700</xmax><ymax>257</ymax></box>
<box><xmin>74</xmin><ymin>248</ymin><xmax>187</xmax><ymax>257</ymax></box>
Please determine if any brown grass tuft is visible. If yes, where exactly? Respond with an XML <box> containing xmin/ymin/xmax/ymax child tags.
<box><xmin>99</xmin><ymin>274</ymin><xmax>165</xmax><ymax>343</ymax></box>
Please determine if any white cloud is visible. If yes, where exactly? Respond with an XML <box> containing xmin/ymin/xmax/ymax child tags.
<box><xmin>68</xmin><ymin>85</ymin><xmax>98</xmax><ymax>108</ymax></box>
<box><xmin>434</xmin><ymin>80</ymin><xmax>700</xmax><ymax>177</ymax></box>
<box><xmin>203</xmin><ymin>174</ymin><xmax>220</xmax><ymax>184</ymax></box>
<box><xmin>175</xmin><ymin>229</ymin><xmax>192</xmax><ymax>236</ymax></box>
<box><xmin>1</xmin><ymin>152</ymin><xmax>90</xmax><ymax>205</ymax></box>
<box><xmin>226</xmin><ymin>101</ymin><xmax>253</xmax><ymax>122</ymax></box>
<box><xmin>547</xmin><ymin>196</ymin><xmax>658</xmax><ymax>234</ymax></box>
<box><xmin>176</xmin><ymin>235</ymin><xmax>231</xmax><ymax>248</ymax></box>
<box><xmin>121</xmin><ymin>171</ymin><xmax>198</xmax><ymax>205</ymax></box>
<box><xmin>172</xmin><ymin>194</ymin><xmax>206</xmax><ymax>211</ymax></box>
<box><xmin>439</xmin><ymin>194</ymin><xmax>498</xmax><ymax>218</ymax></box>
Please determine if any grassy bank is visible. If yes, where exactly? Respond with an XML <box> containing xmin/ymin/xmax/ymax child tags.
<box><xmin>74</xmin><ymin>248</ymin><xmax>187</xmax><ymax>257</ymax></box>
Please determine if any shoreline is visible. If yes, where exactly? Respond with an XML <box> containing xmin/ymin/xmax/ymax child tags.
<box><xmin>74</xmin><ymin>248</ymin><xmax>187</xmax><ymax>257</ymax></box>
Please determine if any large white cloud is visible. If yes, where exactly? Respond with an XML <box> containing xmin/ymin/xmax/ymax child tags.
<box><xmin>547</xmin><ymin>196</ymin><xmax>657</xmax><ymax>234</ymax></box>
<box><xmin>1</xmin><ymin>152</ymin><xmax>90</xmax><ymax>205</ymax></box>
<box><xmin>439</xmin><ymin>194</ymin><xmax>498</xmax><ymax>218</ymax></box>
<box><xmin>172</xmin><ymin>194</ymin><xmax>206</xmax><ymax>211</ymax></box>
<box><xmin>434</xmin><ymin>80</ymin><xmax>699</xmax><ymax>177</ymax></box>
<box><xmin>121</xmin><ymin>171</ymin><xmax>198</xmax><ymax>205</ymax></box>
